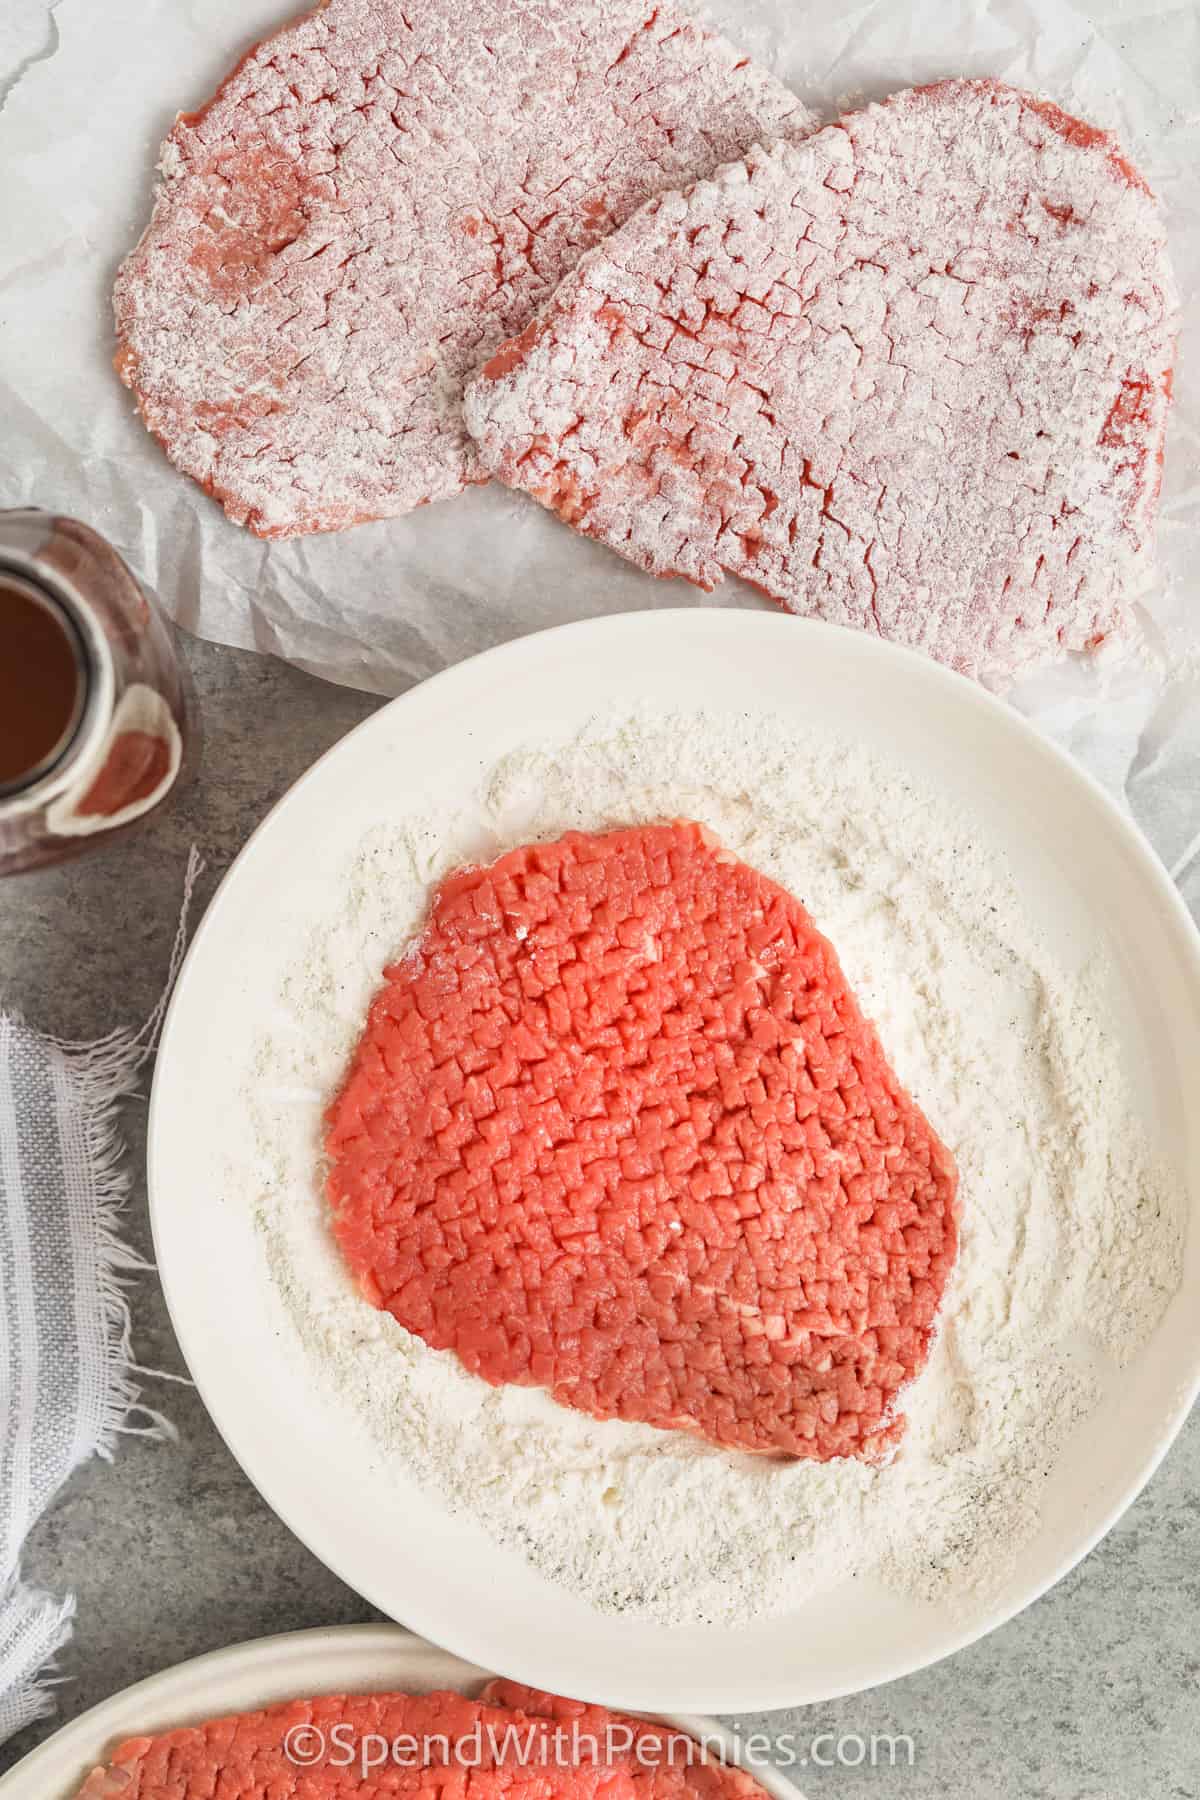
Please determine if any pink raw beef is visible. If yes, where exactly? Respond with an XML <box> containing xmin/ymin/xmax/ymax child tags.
<box><xmin>74</xmin><ymin>1688</ymin><xmax>638</xmax><ymax>1797</ymax></box>
<box><xmin>324</xmin><ymin>821</ymin><xmax>959</xmax><ymax>1463</ymax></box>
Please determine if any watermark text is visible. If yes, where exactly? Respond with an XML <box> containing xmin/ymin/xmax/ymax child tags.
<box><xmin>282</xmin><ymin>1719</ymin><xmax>915</xmax><ymax>1782</ymax></box>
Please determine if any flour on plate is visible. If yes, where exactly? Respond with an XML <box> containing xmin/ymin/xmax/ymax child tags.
<box><xmin>249</xmin><ymin>710</ymin><xmax>1184</xmax><ymax>1627</ymax></box>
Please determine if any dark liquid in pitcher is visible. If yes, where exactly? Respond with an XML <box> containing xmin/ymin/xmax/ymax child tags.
<box><xmin>0</xmin><ymin>576</ymin><xmax>83</xmax><ymax>788</ymax></box>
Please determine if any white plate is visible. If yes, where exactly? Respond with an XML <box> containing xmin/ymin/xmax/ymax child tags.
<box><xmin>148</xmin><ymin>609</ymin><xmax>1200</xmax><ymax>1712</ymax></box>
<box><xmin>0</xmin><ymin>1625</ymin><xmax>799</xmax><ymax>1799</ymax></box>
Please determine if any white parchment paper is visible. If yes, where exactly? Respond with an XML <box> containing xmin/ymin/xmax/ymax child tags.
<box><xmin>1</xmin><ymin>0</ymin><xmax>1198</xmax><ymax>900</ymax></box>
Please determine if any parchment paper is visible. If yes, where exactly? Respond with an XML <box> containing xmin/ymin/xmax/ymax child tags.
<box><xmin>1</xmin><ymin>0</ymin><xmax>1198</xmax><ymax>903</ymax></box>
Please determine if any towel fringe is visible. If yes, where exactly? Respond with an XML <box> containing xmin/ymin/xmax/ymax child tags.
<box><xmin>0</xmin><ymin>1588</ymin><xmax>76</xmax><ymax>1743</ymax></box>
<box><xmin>50</xmin><ymin>848</ymin><xmax>204</xmax><ymax>1462</ymax></box>
<box><xmin>0</xmin><ymin>848</ymin><xmax>203</xmax><ymax>1741</ymax></box>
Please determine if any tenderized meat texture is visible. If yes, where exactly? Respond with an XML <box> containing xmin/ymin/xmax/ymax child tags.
<box><xmin>324</xmin><ymin>821</ymin><xmax>959</xmax><ymax>1462</ymax></box>
<box><xmin>465</xmin><ymin>79</ymin><xmax>1178</xmax><ymax>686</ymax></box>
<box><xmin>72</xmin><ymin>1689</ymin><xmax>645</xmax><ymax>1798</ymax></box>
<box><xmin>112</xmin><ymin>0</ymin><xmax>810</xmax><ymax>539</ymax></box>
<box><xmin>482</xmin><ymin>1684</ymin><xmax>764</xmax><ymax>1800</ymax></box>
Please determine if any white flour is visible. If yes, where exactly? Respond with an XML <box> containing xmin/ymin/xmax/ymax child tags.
<box><xmin>249</xmin><ymin>709</ymin><xmax>1184</xmax><ymax>1626</ymax></box>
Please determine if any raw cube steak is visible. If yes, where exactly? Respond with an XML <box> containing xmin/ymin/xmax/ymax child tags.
<box><xmin>483</xmin><ymin>1682</ymin><xmax>770</xmax><ymax>1800</ymax></box>
<box><xmin>75</xmin><ymin>1689</ymin><xmax>635</xmax><ymax>1797</ymax></box>
<box><xmin>325</xmin><ymin>822</ymin><xmax>959</xmax><ymax>1461</ymax></box>
<box><xmin>75</xmin><ymin>1685</ymin><xmax>775</xmax><ymax>1797</ymax></box>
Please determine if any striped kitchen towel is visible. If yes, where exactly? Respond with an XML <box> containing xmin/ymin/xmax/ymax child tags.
<box><xmin>0</xmin><ymin>851</ymin><xmax>199</xmax><ymax>1743</ymax></box>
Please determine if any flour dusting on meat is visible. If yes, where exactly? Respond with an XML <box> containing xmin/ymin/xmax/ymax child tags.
<box><xmin>113</xmin><ymin>0</ymin><xmax>810</xmax><ymax>537</ymax></box>
<box><xmin>466</xmin><ymin>80</ymin><xmax>1177</xmax><ymax>685</ymax></box>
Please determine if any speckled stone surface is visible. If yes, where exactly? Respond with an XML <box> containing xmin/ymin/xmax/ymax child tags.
<box><xmin>0</xmin><ymin>632</ymin><xmax>1198</xmax><ymax>1797</ymax></box>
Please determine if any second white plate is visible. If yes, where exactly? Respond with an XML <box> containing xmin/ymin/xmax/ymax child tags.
<box><xmin>148</xmin><ymin>610</ymin><xmax>1200</xmax><ymax>1712</ymax></box>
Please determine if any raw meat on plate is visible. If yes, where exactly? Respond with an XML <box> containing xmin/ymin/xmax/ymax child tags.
<box><xmin>73</xmin><ymin>1686</ymin><xmax>700</xmax><ymax>1797</ymax></box>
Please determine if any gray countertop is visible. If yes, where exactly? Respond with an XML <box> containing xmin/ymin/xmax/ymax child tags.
<box><xmin>1</xmin><ymin>634</ymin><xmax>1197</xmax><ymax>1797</ymax></box>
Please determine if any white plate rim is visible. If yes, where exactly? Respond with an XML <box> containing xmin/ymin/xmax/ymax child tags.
<box><xmin>0</xmin><ymin>1624</ymin><xmax>803</xmax><ymax>1800</ymax></box>
<box><xmin>146</xmin><ymin>607</ymin><xmax>1200</xmax><ymax>1712</ymax></box>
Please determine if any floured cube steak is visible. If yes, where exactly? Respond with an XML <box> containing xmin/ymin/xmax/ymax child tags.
<box><xmin>465</xmin><ymin>79</ymin><xmax>1177</xmax><ymax>684</ymax></box>
<box><xmin>324</xmin><ymin>821</ymin><xmax>959</xmax><ymax>1462</ymax></box>
<box><xmin>113</xmin><ymin>0</ymin><xmax>810</xmax><ymax>537</ymax></box>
